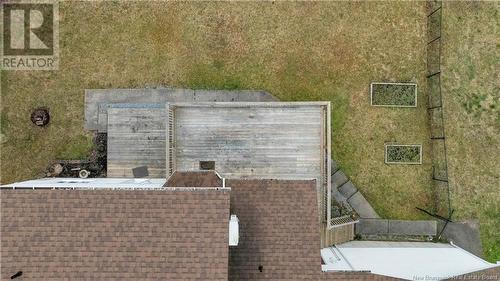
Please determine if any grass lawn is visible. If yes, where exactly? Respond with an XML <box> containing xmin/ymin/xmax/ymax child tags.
<box><xmin>2</xmin><ymin>3</ymin><xmax>430</xmax><ymax>226</ymax></box>
<box><xmin>441</xmin><ymin>2</ymin><xmax>499</xmax><ymax>262</ymax></box>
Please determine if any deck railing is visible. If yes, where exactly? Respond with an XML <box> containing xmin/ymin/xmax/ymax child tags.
<box><xmin>329</xmin><ymin>214</ymin><xmax>359</xmax><ymax>228</ymax></box>
<box><xmin>329</xmin><ymin>200</ymin><xmax>358</xmax><ymax>228</ymax></box>
<box><xmin>167</xmin><ymin>105</ymin><xmax>176</xmax><ymax>176</ymax></box>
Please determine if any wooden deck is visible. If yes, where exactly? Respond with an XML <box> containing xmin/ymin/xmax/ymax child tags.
<box><xmin>170</xmin><ymin>102</ymin><xmax>331</xmax><ymax>220</ymax></box>
<box><xmin>104</xmin><ymin>101</ymin><xmax>331</xmax><ymax>223</ymax></box>
<box><xmin>173</xmin><ymin>103</ymin><xmax>326</xmax><ymax>180</ymax></box>
<box><xmin>107</xmin><ymin>105</ymin><xmax>166</xmax><ymax>178</ymax></box>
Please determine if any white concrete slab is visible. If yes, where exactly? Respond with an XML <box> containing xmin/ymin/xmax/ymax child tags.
<box><xmin>322</xmin><ymin>241</ymin><xmax>498</xmax><ymax>280</ymax></box>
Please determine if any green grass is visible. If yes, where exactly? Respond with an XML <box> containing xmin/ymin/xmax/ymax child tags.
<box><xmin>1</xmin><ymin>3</ymin><xmax>431</xmax><ymax>224</ymax></box>
<box><xmin>441</xmin><ymin>2</ymin><xmax>499</xmax><ymax>262</ymax></box>
<box><xmin>55</xmin><ymin>134</ymin><xmax>93</xmax><ymax>160</ymax></box>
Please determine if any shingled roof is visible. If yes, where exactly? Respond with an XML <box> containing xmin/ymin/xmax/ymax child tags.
<box><xmin>165</xmin><ymin>171</ymin><xmax>223</xmax><ymax>187</ymax></box>
<box><xmin>0</xmin><ymin>189</ymin><xmax>230</xmax><ymax>280</ymax></box>
<box><xmin>226</xmin><ymin>179</ymin><xmax>396</xmax><ymax>281</ymax></box>
<box><xmin>0</xmin><ymin>178</ymin><xmax>398</xmax><ymax>280</ymax></box>
<box><xmin>227</xmin><ymin>179</ymin><xmax>321</xmax><ymax>280</ymax></box>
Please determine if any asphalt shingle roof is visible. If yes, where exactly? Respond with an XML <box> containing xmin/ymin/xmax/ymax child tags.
<box><xmin>0</xmin><ymin>178</ymin><xmax>399</xmax><ymax>280</ymax></box>
<box><xmin>0</xmin><ymin>189</ymin><xmax>230</xmax><ymax>281</ymax></box>
<box><xmin>226</xmin><ymin>179</ymin><xmax>398</xmax><ymax>281</ymax></box>
<box><xmin>165</xmin><ymin>171</ymin><xmax>223</xmax><ymax>187</ymax></box>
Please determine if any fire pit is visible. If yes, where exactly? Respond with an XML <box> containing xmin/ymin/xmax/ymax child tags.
<box><xmin>31</xmin><ymin>107</ymin><xmax>50</xmax><ymax>127</ymax></box>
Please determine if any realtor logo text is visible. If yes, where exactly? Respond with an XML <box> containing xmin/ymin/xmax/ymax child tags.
<box><xmin>1</xmin><ymin>1</ymin><xmax>59</xmax><ymax>70</ymax></box>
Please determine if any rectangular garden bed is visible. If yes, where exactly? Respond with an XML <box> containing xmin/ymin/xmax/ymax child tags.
<box><xmin>370</xmin><ymin>82</ymin><xmax>418</xmax><ymax>107</ymax></box>
<box><xmin>385</xmin><ymin>144</ymin><xmax>422</xmax><ymax>164</ymax></box>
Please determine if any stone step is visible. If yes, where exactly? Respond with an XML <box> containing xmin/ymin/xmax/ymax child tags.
<box><xmin>329</xmin><ymin>161</ymin><xmax>382</xmax><ymax>221</ymax></box>
<box><xmin>347</xmin><ymin>192</ymin><xmax>380</xmax><ymax>219</ymax></box>
<box><xmin>332</xmin><ymin>188</ymin><xmax>347</xmax><ymax>204</ymax></box>
<box><xmin>339</xmin><ymin>180</ymin><xmax>357</xmax><ymax>199</ymax></box>
<box><xmin>331</xmin><ymin>170</ymin><xmax>348</xmax><ymax>189</ymax></box>
<box><xmin>356</xmin><ymin>219</ymin><xmax>437</xmax><ymax>236</ymax></box>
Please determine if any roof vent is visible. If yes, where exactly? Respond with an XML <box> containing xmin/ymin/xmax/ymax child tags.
<box><xmin>200</xmin><ymin>161</ymin><xmax>215</xmax><ymax>170</ymax></box>
<box><xmin>229</xmin><ymin>215</ymin><xmax>239</xmax><ymax>246</ymax></box>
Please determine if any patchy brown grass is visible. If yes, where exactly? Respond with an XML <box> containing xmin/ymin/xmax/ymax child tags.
<box><xmin>441</xmin><ymin>2</ymin><xmax>499</xmax><ymax>262</ymax></box>
<box><xmin>2</xmin><ymin>3</ymin><xmax>430</xmax><ymax>219</ymax></box>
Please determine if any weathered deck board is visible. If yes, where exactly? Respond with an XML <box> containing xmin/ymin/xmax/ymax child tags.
<box><xmin>171</xmin><ymin>103</ymin><xmax>330</xmax><ymax>222</ymax></box>
<box><xmin>173</xmin><ymin>105</ymin><xmax>325</xmax><ymax>181</ymax></box>
<box><xmin>85</xmin><ymin>88</ymin><xmax>276</xmax><ymax>132</ymax></box>
<box><xmin>107</xmin><ymin>106</ymin><xmax>167</xmax><ymax>178</ymax></box>
<box><xmin>104</xmin><ymin>101</ymin><xmax>330</xmax><ymax>223</ymax></box>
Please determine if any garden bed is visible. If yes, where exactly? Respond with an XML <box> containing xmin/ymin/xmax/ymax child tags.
<box><xmin>370</xmin><ymin>82</ymin><xmax>418</xmax><ymax>107</ymax></box>
<box><xmin>385</xmin><ymin>144</ymin><xmax>422</xmax><ymax>164</ymax></box>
